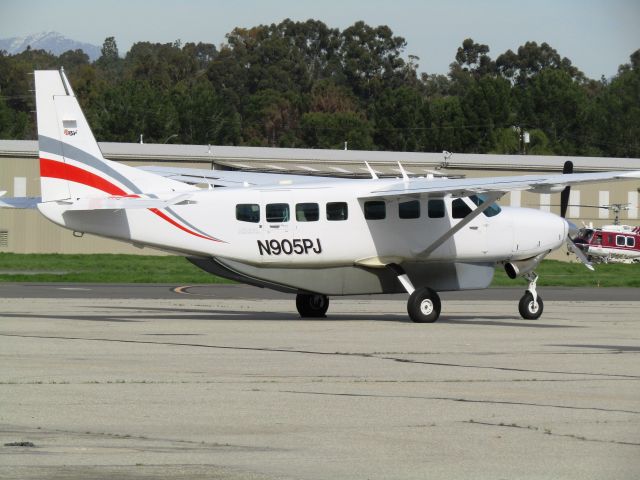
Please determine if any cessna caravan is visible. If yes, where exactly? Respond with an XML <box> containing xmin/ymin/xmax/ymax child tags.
<box><xmin>2</xmin><ymin>70</ymin><xmax>639</xmax><ymax>322</ymax></box>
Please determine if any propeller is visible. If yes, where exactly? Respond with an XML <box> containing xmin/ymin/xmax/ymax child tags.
<box><xmin>560</xmin><ymin>161</ymin><xmax>572</xmax><ymax>218</ymax></box>
<box><xmin>560</xmin><ymin>160</ymin><xmax>594</xmax><ymax>270</ymax></box>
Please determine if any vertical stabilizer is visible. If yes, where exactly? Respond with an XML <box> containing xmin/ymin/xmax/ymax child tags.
<box><xmin>35</xmin><ymin>69</ymin><xmax>192</xmax><ymax>202</ymax></box>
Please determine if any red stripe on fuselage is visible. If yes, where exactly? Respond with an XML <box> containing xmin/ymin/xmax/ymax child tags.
<box><xmin>148</xmin><ymin>208</ymin><xmax>219</xmax><ymax>241</ymax></box>
<box><xmin>39</xmin><ymin>157</ymin><xmax>221</xmax><ymax>242</ymax></box>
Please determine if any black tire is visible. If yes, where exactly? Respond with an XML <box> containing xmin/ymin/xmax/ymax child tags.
<box><xmin>296</xmin><ymin>293</ymin><xmax>329</xmax><ymax>318</ymax></box>
<box><xmin>518</xmin><ymin>291</ymin><xmax>543</xmax><ymax>320</ymax></box>
<box><xmin>407</xmin><ymin>287</ymin><xmax>441</xmax><ymax>323</ymax></box>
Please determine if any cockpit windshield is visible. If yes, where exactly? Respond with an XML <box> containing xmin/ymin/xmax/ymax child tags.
<box><xmin>469</xmin><ymin>194</ymin><xmax>502</xmax><ymax>217</ymax></box>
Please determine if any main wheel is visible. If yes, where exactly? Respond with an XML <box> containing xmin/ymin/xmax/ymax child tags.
<box><xmin>518</xmin><ymin>291</ymin><xmax>543</xmax><ymax>320</ymax></box>
<box><xmin>407</xmin><ymin>287</ymin><xmax>441</xmax><ymax>323</ymax></box>
<box><xmin>296</xmin><ymin>293</ymin><xmax>329</xmax><ymax>318</ymax></box>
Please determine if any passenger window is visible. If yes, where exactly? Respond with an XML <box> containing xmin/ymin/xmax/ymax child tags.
<box><xmin>452</xmin><ymin>198</ymin><xmax>472</xmax><ymax>219</ymax></box>
<box><xmin>616</xmin><ymin>235</ymin><xmax>625</xmax><ymax>247</ymax></box>
<box><xmin>296</xmin><ymin>203</ymin><xmax>319</xmax><ymax>222</ymax></box>
<box><xmin>326</xmin><ymin>202</ymin><xmax>348</xmax><ymax>221</ymax></box>
<box><xmin>626</xmin><ymin>237</ymin><xmax>635</xmax><ymax>247</ymax></box>
<box><xmin>364</xmin><ymin>201</ymin><xmax>386</xmax><ymax>220</ymax></box>
<box><xmin>399</xmin><ymin>200</ymin><xmax>420</xmax><ymax>219</ymax></box>
<box><xmin>428</xmin><ymin>199</ymin><xmax>445</xmax><ymax>218</ymax></box>
<box><xmin>236</xmin><ymin>204</ymin><xmax>260</xmax><ymax>223</ymax></box>
<box><xmin>266</xmin><ymin>203</ymin><xmax>289</xmax><ymax>223</ymax></box>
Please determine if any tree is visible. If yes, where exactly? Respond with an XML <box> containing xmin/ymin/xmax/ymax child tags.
<box><xmin>372</xmin><ymin>86</ymin><xmax>425</xmax><ymax>151</ymax></box>
<box><xmin>496</xmin><ymin>41</ymin><xmax>584</xmax><ymax>85</ymax></box>
<box><xmin>589</xmin><ymin>51</ymin><xmax>640</xmax><ymax>157</ymax></box>
<box><xmin>455</xmin><ymin>38</ymin><xmax>495</xmax><ymax>78</ymax></box>
<box><xmin>300</xmin><ymin>111</ymin><xmax>374</xmax><ymax>150</ymax></box>
<box><xmin>339</xmin><ymin>21</ymin><xmax>410</xmax><ymax>99</ymax></box>
<box><xmin>96</xmin><ymin>36</ymin><xmax>121</xmax><ymax>74</ymax></box>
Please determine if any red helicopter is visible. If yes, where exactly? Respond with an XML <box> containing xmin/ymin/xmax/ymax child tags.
<box><xmin>570</xmin><ymin>204</ymin><xmax>640</xmax><ymax>264</ymax></box>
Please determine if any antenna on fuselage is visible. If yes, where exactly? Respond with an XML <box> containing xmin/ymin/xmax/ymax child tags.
<box><xmin>364</xmin><ymin>161</ymin><xmax>378</xmax><ymax>180</ymax></box>
<box><xmin>397</xmin><ymin>161</ymin><xmax>409</xmax><ymax>181</ymax></box>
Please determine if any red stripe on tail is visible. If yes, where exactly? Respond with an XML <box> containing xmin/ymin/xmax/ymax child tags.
<box><xmin>40</xmin><ymin>158</ymin><xmax>222</xmax><ymax>242</ymax></box>
<box><xmin>40</xmin><ymin>158</ymin><xmax>128</xmax><ymax>196</ymax></box>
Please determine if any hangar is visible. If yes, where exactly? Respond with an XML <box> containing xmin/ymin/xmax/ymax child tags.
<box><xmin>1</xmin><ymin>139</ymin><xmax>639</xmax><ymax>257</ymax></box>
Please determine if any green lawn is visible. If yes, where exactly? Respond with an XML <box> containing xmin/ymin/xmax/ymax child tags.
<box><xmin>0</xmin><ymin>253</ymin><xmax>229</xmax><ymax>284</ymax></box>
<box><xmin>0</xmin><ymin>253</ymin><xmax>638</xmax><ymax>287</ymax></box>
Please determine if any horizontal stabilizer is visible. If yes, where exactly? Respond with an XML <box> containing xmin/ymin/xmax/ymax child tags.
<box><xmin>56</xmin><ymin>193</ymin><xmax>193</xmax><ymax>211</ymax></box>
<box><xmin>0</xmin><ymin>192</ymin><xmax>41</xmax><ymax>209</ymax></box>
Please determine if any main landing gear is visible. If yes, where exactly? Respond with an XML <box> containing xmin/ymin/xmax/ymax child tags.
<box><xmin>518</xmin><ymin>272</ymin><xmax>543</xmax><ymax>320</ymax></box>
<box><xmin>407</xmin><ymin>287</ymin><xmax>441</xmax><ymax>323</ymax></box>
<box><xmin>296</xmin><ymin>293</ymin><xmax>329</xmax><ymax>318</ymax></box>
<box><xmin>388</xmin><ymin>263</ymin><xmax>442</xmax><ymax>323</ymax></box>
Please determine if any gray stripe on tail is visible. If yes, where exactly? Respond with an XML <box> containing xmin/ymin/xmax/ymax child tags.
<box><xmin>39</xmin><ymin>135</ymin><xmax>142</xmax><ymax>194</ymax></box>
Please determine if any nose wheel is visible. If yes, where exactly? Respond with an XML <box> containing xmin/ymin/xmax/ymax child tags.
<box><xmin>518</xmin><ymin>272</ymin><xmax>543</xmax><ymax>320</ymax></box>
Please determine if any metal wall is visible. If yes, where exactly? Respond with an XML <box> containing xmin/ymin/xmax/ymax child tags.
<box><xmin>1</xmin><ymin>149</ymin><xmax>639</xmax><ymax>258</ymax></box>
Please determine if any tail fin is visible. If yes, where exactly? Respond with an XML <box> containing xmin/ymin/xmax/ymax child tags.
<box><xmin>35</xmin><ymin>69</ymin><xmax>192</xmax><ymax>202</ymax></box>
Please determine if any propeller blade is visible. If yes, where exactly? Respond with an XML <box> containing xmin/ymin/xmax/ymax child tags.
<box><xmin>560</xmin><ymin>160</ymin><xmax>573</xmax><ymax>218</ymax></box>
<box><xmin>567</xmin><ymin>237</ymin><xmax>594</xmax><ymax>271</ymax></box>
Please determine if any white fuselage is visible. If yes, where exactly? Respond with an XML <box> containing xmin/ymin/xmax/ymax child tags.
<box><xmin>39</xmin><ymin>177</ymin><xmax>568</xmax><ymax>270</ymax></box>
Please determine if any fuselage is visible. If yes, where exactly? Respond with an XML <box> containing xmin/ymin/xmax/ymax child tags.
<box><xmin>39</xmin><ymin>177</ymin><xmax>568</xmax><ymax>269</ymax></box>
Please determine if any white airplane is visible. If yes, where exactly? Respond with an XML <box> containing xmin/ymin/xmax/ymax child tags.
<box><xmin>3</xmin><ymin>69</ymin><xmax>640</xmax><ymax>323</ymax></box>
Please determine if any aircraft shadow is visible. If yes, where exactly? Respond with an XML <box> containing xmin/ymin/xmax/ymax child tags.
<box><xmin>2</xmin><ymin>305</ymin><xmax>579</xmax><ymax>327</ymax></box>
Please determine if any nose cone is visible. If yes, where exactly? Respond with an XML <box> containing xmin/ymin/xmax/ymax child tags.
<box><xmin>510</xmin><ymin>208</ymin><xmax>566</xmax><ymax>258</ymax></box>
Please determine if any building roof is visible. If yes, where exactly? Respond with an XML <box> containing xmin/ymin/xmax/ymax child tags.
<box><xmin>2</xmin><ymin>139</ymin><xmax>640</xmax><ymax>177</ymax></box>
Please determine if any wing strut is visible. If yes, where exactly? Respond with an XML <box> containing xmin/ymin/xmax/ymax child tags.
<box><xmin>417</xmin><ymin>192</ymin><xmax>503</xmax><ymax>258</ymax></box>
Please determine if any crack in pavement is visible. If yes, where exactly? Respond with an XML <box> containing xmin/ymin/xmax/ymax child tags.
<box><xmin>463</xmin><ymin>420</ymin><xmax>640</xmax><ymax>447</ymax></box>
<box><xmin>2</xmin><ymin>333</ymin><xmax>639</xmax><ymax>380</ymax></box>
<box><xmin>272</xmin><ymin>390</ymin><xmax>640</xmax><ymax>415</ymax></box>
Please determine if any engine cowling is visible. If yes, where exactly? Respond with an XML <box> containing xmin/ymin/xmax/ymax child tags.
<box><xmin>504</xmin><ymin>252</ymin><xmax>548</xmax><ymax>279</ymax></box>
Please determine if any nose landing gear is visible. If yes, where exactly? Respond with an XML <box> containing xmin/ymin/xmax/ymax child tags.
<box><xmin>518</xmin><ymin>272</ymin><xmax>543</xmax><ymax>320</ymax></box>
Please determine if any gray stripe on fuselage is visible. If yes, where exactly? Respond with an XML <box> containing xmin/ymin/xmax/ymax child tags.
<box><xmin>165</xmin><ymin>206</ymin><xmax>223</xmax><ymax>242</ymax></box>
<box><xmin>137</xmin><ymin>192</ymin><xmax>223</xmax><ymax>242</ymax></box>
<box><xmin>39</xmin><ymin>135</ymin><xmax>142</xmax><ymax>194</ymax></box>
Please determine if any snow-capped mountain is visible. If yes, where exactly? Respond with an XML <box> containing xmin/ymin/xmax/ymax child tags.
<box><xmin>0</xmin><ymin>32</ymin><xmax>101</xmax><ymax>60</ymax></box>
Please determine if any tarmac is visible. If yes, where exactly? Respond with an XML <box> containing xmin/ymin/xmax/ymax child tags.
<box><xmin>1</xmin><ymin>284</ymin><xmax>639</xmax><ymax>479</ymax></box>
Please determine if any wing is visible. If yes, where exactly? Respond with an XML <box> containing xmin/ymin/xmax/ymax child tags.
<box><xmin>139</xmin><ymin>166</ymin><xmax>352</xmax><ymax>188</ymax></box>
<box><xmin>360</xmin><ymin>170</ymin><xmax>640</xmax><ymax>199</ymax></box>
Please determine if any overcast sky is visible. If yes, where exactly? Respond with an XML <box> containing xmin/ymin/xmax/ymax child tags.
<box><xmin>1</xmin><ymin>0</ymin><xmax>638</xmax><ymax>79</ymax></box>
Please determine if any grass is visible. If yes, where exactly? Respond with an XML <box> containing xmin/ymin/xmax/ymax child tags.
<box><xmin>492</xmin><ymin>259</ymin><xmax>640</xmax><ymax>287</ymax></box>
<box><xmin>0</xmin><ymin>253</ymin><xmax>638</xmax><ymax>287</ymax></box>
<box><xmin>0</xmin><ymin>253</ymin><xmax>230</xmax><ymax>284</ymax></box>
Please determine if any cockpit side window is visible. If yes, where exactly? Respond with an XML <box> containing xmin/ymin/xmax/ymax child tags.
<box><xmin>452</xmin><ymin>198</ymin><xmax>472</xmax><ymax>219</ymax></box>
<box><xmin>469</xmin><ymin>194</ymin><xmax>502</xmax><ymax>217</ymax></box>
